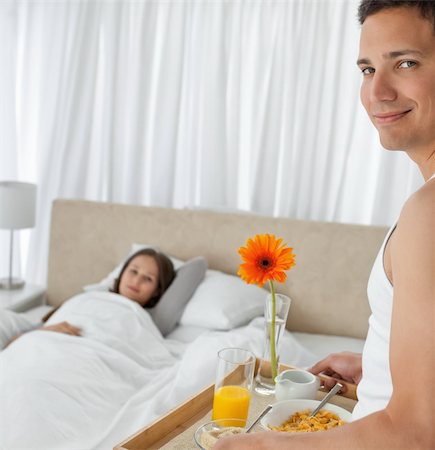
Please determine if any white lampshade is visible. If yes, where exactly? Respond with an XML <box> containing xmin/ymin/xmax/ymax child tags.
<box><xmin>0</xmin><ymin>181</ymin><xmax>37</xmax><ymax>230</ymax></box>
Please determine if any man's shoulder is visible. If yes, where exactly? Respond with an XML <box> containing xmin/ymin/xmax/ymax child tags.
<box><xmin>397</xmin><ymin>179</ymin><xmax>434</xmax><ymax>235</ymax></box>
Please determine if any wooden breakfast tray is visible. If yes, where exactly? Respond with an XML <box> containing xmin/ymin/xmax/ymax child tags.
<box><xmin>114</xmin><ymin>364</ymin><xmax>357</xmax><ymax>450</ymax></box>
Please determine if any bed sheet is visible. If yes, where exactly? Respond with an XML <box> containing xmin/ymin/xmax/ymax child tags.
<box><xmin>21</xmin><ymin>306</ymin><xmax>364</xmax><ymax>362</ymax></box>
<box><xmin>167</xmin><ymin>326</ymin><xmax>365</xmax><ymax>367</ymax></box>
<box><xmin>0</xmin><ymin>291</ymin><xmax>320</xmax><ymax>450</ymax></box>
<box><xmin>292</xmin><ymin>332</ymin><xmax>365</xmax><ymax>360</ymax></box>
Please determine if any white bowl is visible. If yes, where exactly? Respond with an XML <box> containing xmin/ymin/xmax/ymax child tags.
<box><xmin>260</xmin><ymin>399</ymin><xmax>352</xmax><ymax>430</ymax></box>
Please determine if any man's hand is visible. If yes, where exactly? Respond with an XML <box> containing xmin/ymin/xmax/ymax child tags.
<box><xmin>41</xmin><ymin>321</ymin><xmax>82</xmax><ymax>336</ymax></box>
<box><xmin>308</xmin><ymin>351</ymin><xmax>362</xmax><ymax>392</ymax></box>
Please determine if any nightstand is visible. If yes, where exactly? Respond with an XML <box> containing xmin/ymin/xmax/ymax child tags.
<box><xmin>0</xmin><ymin>284</ymin><xmax>46</xmax><ymax>312</ymax></box>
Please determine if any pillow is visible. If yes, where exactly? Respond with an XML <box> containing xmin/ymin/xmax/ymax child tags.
<box><xmin>0</xmin><ymin>309</ymin><xmax>37</xmax><ymax>350</ymax></box>
<box><xmin>179</xmin><ymin>269</ymin><xmax>267</xmax><ymax>330</ymax></box>
<box><xmin>83</xmin><ymin>244</ymin><xmax>207</xmax><ymax>336</ymax></box>
<box><xmin>149</xmin><ymin>256</ymin><xmax>207</xmax><ymax>335</ymax></box>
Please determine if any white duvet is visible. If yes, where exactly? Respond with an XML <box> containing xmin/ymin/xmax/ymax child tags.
<box><xmin>0</xmin><ymin>292</ymin><xmax>316</xmax><ymax>450</ymax></box>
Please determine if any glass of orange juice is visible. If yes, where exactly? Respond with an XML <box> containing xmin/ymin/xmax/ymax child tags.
<box><xmin>212</xmin><ymin>348</ymin><xmax>255</xmax><ymax>427</ymax></box>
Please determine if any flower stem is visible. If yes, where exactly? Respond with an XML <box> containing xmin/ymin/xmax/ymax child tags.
<box><xmin>269</xmin><ymin>280</ymin><xmax>277</xmax><ymax>382</ymax></box>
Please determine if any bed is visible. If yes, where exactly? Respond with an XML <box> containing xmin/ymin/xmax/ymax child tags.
<box><xmin>0</xmin><ymin>199</ymin><xmax>387</xmax><ymax>450</ymax></box>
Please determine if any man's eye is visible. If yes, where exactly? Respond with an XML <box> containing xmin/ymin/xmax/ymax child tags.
<box><xmin>398</xmin><ymin>60</ymin><xmax>416</xmax><ymax>69</ymax></box>
<box><xmin>361</xmin><ymin>66</ymin><xmax>375</xmax><ymax>76</ymax></box>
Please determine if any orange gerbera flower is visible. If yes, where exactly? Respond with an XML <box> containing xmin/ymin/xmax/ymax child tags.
<box><xmin>238</xmin><ymin>234</ymin><xmax>295</xmax><ymax>288</ymax></box>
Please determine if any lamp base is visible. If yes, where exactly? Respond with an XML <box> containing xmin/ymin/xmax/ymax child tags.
<box><xmin>0</xmin><ymin>278</ymin><xmax>25</xmax><ymax>290</ymax></box>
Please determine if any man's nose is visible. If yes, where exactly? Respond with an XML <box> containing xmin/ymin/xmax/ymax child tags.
<box><xmin>369</xmin><ymin>71</ymin><xmax>397</xmax><ymax>102</ymax></box>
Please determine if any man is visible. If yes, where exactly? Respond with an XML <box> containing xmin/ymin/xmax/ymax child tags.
<box><xmin>215</xmin><ymin>1</ymin><xmax>435</xmax><ymax>448</ymax></box>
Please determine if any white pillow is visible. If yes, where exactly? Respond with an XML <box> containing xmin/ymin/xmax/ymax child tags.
<box><xmin>0</xmin><ymin>309</ymin><xmax>38</xmax><ymax>350</ymax></box>
<box><xmin>83</xmin><ymin>243</ymin><xmax>184</xmax><ymax>292</ymax></box>
<box><xmin>179</xmin><ymin>269</ymin><xmax>267</xmax><ymax>330</ymax></box>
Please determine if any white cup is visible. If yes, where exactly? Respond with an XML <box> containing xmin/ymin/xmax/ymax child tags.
<box><xmin>274</xmin><ymin>369</ymin><xmax>320</xmax><ymax>401</ymax></box>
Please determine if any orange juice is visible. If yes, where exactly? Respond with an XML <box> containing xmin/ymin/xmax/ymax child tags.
<box><xmin>212</xmin><ymin>385</ymin><xmax>251</xmax><ymax>426</ymax></box>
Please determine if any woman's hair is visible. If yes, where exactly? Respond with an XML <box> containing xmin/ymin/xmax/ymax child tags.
<box><xmin>112</xmin><ymin>248</ymin><xmax>176</xmax><ymax>308</ymax></box>
<box><xmin>358</xmin><ymin>0</ymin><xmax>435</xmax><ymax>32</ymax></box>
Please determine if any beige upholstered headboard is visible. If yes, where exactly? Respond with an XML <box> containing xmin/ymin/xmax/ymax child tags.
<box><xmin>47</xmin><ymin>199</ymin><xmax>388</xmax><ymax>339</ymax></box>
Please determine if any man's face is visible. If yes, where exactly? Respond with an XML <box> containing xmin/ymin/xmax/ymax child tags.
<box><xmin>358</xmin><ymin>7</ymin><xmax>435</xmax><ymax>159</ymax></box>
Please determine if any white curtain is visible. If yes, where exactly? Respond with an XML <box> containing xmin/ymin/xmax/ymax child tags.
<box><xmin>0</xmin><ymin>0</ymin><xmax>422</xmax><ymax>286</ymax></box>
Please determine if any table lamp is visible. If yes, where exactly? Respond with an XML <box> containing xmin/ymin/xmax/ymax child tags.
<box><xmin>0</xmin><ymin>181</ymin><xmax>37</xmax><ymax>290</ymax></box>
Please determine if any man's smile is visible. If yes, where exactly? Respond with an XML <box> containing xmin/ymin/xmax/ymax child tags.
<box><xmin>372</xmin><ymin>109</ymin><xmax>412</xmax><ymax>124</ymax></box>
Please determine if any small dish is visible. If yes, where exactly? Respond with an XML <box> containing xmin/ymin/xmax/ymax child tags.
<box><xmin>194</xmin><ymin>419</ymin><xmax>246</xmax><ymax>449</ymax></box>
<box><xmin>260</xmin><ymin>399</ymin><xmax>352</xmax><ymax>430</ymax></box>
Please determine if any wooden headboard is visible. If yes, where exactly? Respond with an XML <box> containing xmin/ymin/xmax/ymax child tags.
<box><xmin>47</xmin><ymin>199</ymin><xmax>388</xmax><ymax>339</ymax></box>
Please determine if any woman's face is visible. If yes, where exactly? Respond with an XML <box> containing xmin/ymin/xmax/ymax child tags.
<box><xmin>118</xmin><ymin>255</ymin><xmax>159</xmax><ymax>306</ymax></box>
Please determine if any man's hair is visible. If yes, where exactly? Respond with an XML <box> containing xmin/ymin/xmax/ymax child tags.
<box><xmin>358</xmin><ymin>0</ymin><xmax>435</xmax><ymax>31</ymax></box>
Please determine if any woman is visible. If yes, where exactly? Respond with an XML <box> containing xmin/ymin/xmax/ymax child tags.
<box><xmin>0</xmin><ymin>249</ymin><xmax>178</xmax><ymax>449</ymax></box>
<box><xmin>12</xmin><ymin>248</ymin><xmax>176</xmax><ymax>340</ymax></box>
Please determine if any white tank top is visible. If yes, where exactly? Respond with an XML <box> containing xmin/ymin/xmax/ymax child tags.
<box><xmin>352</xmin><ymin>173</ymin><xmax>435</xmax><ymax>420</ymax></box>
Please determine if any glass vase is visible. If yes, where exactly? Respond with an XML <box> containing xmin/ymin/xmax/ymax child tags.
<box><xmin>255</xmin><ymin>293</ymin><xmax>291</xmax><ymax>395</ymax></box>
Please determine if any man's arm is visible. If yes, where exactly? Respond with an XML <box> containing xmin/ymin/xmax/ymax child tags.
<box><xmin>386</xmin><ymin>184</ymin><xmax>434</xmax><ymax>446</ymax></box>
<box><xmin>215</xmin><ymin>185</ymin><xmax>435</xmax><ymax>449</ymax></box>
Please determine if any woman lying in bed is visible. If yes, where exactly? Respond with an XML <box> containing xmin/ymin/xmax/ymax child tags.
<box><xmin>0</xmin><ymin>248</ymin><xmax>184</xmax><ymax>450</ymax></box>
<box><xmin>6</xmin><ymin>248</ymin><xmax>176</xmax><ymax>345</ymax></box>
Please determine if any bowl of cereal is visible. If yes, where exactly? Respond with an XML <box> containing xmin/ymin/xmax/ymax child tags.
<box><xmin>260</xmin><ymin>399</ymin><xmax>352</xmax><ymax>433</ymax></box>
<box><xmin>194</xmin><ymin>419</ymin><xmax>246</xmax><ymax>449</ymax></box>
